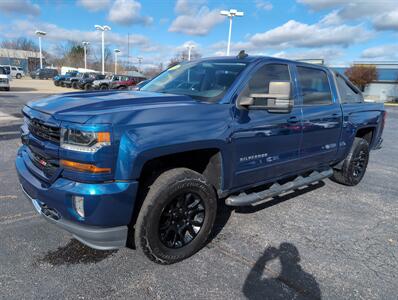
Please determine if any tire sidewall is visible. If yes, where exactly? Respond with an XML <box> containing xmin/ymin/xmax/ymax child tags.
<box><xmin>344</xmin><ymin>138</ymin><xmax>369</xmax><ymax>185</ymax></box>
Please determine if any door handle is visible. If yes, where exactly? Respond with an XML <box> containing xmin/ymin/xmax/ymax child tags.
<box><xmin>287</xmin><ymin>116</ymin><xmax>299</xmax><ymax>124</ymax></box>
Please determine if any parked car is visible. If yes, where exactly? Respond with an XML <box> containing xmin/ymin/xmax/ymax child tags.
<box><xmin>110</xmin><ymin>75</ymin><xmax>146</xmax><ymax>90</ymax></box>
<box><xmin>63</xmin><ymin>72</ymin><xmax>87</xmax><ymax>88</ymax></box>
<box><xmin>92</xmin><ymin>74</ymin><xmax>123</xmax><ymax>90</ymax></box>
<box><xmin>17</xmin><ymin>54</ymin><xmax>385</xmax><ymax>264</ymax></box>
<box><xmin>11</xmin><ymin>66</ymin><xmax>24</xmax><ymax>79</ymax></box>
<box><xmin>0</xmin><ymin>66</ymin><xmax>10</xmax><ymax>91</ymax></box>
<box><xmin>130</xmin><ymin>79</ymin><xmax>150</xmax><ymax>91</ymax></box>
<box><xmin>77</xmin><ymin>73</ymin><xmax>106</xmax><ymax>90</ymax></box>
<box><xmin>30</xmin><ymin>68</ymin><xmax>58</xmax><ymax>79</ymax></box>
<box><xmin>53</xmin><ymin>71</ymin><xmax>78</xmax><ymax>86</ymax></box>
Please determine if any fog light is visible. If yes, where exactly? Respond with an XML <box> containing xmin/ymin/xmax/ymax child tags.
<box><xmin>73</xmin><ymin>196</ymin><xmax>85</xmax><ymax>218</ymax></box>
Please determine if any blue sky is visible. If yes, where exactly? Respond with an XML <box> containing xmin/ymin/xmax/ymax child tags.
<box><xmin>0</xmin><ymin>0</ymin><xmax>397</xmax><ymax>68</ymax></box>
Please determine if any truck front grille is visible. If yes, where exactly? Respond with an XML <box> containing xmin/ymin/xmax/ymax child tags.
<box><xmin>28</xmin><ymin>118</ymin><xmax>60</xmax><ymax>144</ymax></box>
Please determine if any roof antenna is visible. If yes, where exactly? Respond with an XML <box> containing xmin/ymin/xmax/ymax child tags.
<box><xmin>237</xmin><ymin>50</ymin><xmax>248</xmax><ymax>59</ymax></box>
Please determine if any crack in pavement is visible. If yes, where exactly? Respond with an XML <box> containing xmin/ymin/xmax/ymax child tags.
<box><xmin>0</xmin><ymin>211</ymin><xmax>38</xmax><ymax>225</ymax></box>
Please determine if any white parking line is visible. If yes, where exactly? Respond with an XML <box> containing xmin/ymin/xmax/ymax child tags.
<box><xmin>0</xmin><ymin>111</ymin><xmax>21</xmax><ymax>123</ymax></box>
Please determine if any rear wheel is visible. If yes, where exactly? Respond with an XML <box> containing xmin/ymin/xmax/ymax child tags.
<box><xmin>84</xmin><ymin>83</ymin><xmax>92</xmax><ymax>90</ymax></box>
<box><xmin>134</xmin><ymin>168</ymin><xmax>217</xmax><ymax>264</ymax></box>
<box><xmin>16</xmin><ymin>74</ymin><xmax>22</xmax><ymax>79</ymax></box>
<box><xmin>72</xmin><ymin>81</ymin><xmax>78</xmax><ymax>89</ymax></box>
<box><xmin>331</xmin><ymin>137</ymin><xmax>369</xmax><ymax>186</ymax></box>
<box><xmin>100</xmin><ymin>84</ymin><xmax>108</xmax><ymax>90</ymax></box>
<box><xmin>118</xmin><ymin>86</ymin><xmax>126</xmax><ymax>90</ymax></box>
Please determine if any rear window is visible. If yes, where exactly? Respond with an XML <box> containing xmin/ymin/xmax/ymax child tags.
<box><xmin>297</xmin><ymin>66</ymin><xmax>333</xmax><ymax>105</ymax></box>
<box><xmin>336</xmin><ymin>75</ymin><xmax>363</xmax><ymax>104</ymax></box>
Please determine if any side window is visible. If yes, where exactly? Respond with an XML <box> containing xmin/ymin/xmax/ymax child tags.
<box><xmin>297</xmin><ymin>66</ymin><xmax>333</xmax><ymax>105</ymax></box>
<box><xmin>336</xmin><ymin>75</ymin><xmax>362</xmax><ymax>103</ymax></box>
<box><xmin>245</xmin><ymin>64</ymin><xmax>291</xmax><ymax>105</ymax></box>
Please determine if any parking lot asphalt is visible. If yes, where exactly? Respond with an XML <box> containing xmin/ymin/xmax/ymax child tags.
<box><xmin>0</xmin><ymin>93</ymin><xmax>397</xmax><ymax>299</ymax></box>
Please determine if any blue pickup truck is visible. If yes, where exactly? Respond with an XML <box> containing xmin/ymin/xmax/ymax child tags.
<box><xmin>16</xmin><ymin>54</ymin><xmax>386</xmax><ymax>264</ymax></box>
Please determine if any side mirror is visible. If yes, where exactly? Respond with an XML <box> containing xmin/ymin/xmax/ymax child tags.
<box><xmin>239</xmin><ymin>81</ymin><xmax>293</xmax><ymax>113</ymax></box>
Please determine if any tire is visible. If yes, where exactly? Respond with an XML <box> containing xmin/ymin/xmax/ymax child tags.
<box><xmin>54</xmin><ymin>81</ymin><xmax>60</xmax><ymax>86</ymax></box>
<box><xmin>331</xmin><ymin>137</ymin><xmax>369</xmax><ymax>186</ymax></box>
<box><xmin>16</xmin><ymin>74</ymin><xmax>22</xmax><ymax>79</ymax></box>
<box><xmin>4</xmin><ymin>87</ymin><xmax>10</xmax><ymax>91</ymax></box>
<box><xmin>72</xmin><ymin>81</ymin><xmax>78</xmax><ymax>89</ymax></box>
<box><xmin>118</xmin><ymin>86</ymin><xmax>126</xmax><ymax>90</ymax></box>
<box><xmin>100</xmin><ymin>85</ymin><xmax>108</xmax><ymax>90</ymax></box>
<box><xmin>134</xmin><ymin>168</ymin><xmax>217</xmax><ymax>264</ymax></box>
<box><xmin>84</xmin><ymin>83</ymin><xmax>92</xmax><ymax>90</ymax></box>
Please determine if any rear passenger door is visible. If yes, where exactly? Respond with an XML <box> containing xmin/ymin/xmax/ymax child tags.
<box><xmin>296</xmin><ymin>65</ymin><xmax>342</xmax><ymax>169</ymax></box>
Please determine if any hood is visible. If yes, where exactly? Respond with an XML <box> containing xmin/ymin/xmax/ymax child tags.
<box><xmin>26</xmin><ymin>91</ymin><xmax>198</xmax><ymax>124</ymax></box>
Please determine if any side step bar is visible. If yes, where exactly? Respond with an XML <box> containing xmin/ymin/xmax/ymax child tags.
<box><xmin>225</xmin><ymin>169</ymin><xmax>333</xmax><ymax>206</ymax></box>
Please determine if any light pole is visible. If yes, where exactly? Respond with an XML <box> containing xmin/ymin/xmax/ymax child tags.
<box><xmin>95</xmin><ymin>25</ymin><xmax>111</xmax><ymax>75</ymax></box>
<box><xmin>82</xmin><ymin>41</ymin><xmax>89</xmax><ymax>69</ymax></box>
<box><xmin>186</xmin><ymin>44</ymin><xmax>195</xmax><ymax>61</ymax></box>
<box><xmin>137</xmin><ymin>56</ymin><xmax>143</xmax><ymax>71</ymax></box>
<box><xmin>220</xmin><ymin>9</ymin><xmax>244</xmax><ymax>56</ymax></box>
<box><xmin>35</xmin><ymin>30</ymin><xmax>46</xmax><ymax>69</ymax></box>
<box><xmin>114</xmin><ymin>49</ymin><xmax>120</xmax><ymax>74</ymax></box>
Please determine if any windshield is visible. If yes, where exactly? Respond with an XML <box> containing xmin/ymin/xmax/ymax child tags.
<box><xmin>141</xmin><ymin>60</ymin><xmax>248</xmax><ymax>102</ymax></box>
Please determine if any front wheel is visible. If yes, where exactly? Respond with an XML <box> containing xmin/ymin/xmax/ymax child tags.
<box><xmin>134</xmin><ymin>168</ymin><xmax>217</xmax><ymax>264</ymax></box>
<box><xmin>331</xmin><ymin>137</ymin><xmax>369</xmax><ymax>186</ymax></box>
<box><xmin>16</xmin><ymin>74</ymin><xmax>22</xmax><ymax>79</ymax></box>
<box><xmin>72</xmin><ymin>81</ymin><xmax>78</xmax><ymax>89</ymax></box>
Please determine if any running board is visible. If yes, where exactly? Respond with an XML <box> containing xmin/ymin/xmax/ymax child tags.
<box><xmin>225</xmin><ymin>169</ymin><xmax>333</xmax><ymax>206</ymax></box>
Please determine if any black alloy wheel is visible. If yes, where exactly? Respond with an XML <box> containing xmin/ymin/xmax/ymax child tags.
<box><xmin>159</xmin><ymin>192</ymin><xmax>205</xmax><ymax>249</ymax></box>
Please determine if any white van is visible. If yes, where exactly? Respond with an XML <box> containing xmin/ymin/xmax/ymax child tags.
<box><xmin>11</xmin><ymin>66</ymin><xmax>24</xmax><ymax>79</ymax></box>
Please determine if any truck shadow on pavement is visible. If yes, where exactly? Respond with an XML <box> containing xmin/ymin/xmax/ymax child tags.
<box><xmin>243</xmin><ymin>243</ymin><xmax>321</xmax><ymax>300</ymax></box>
<box><xmin>38</xmin><ymin>239</ymin><xmax>117</xmax><ymax>266</ymax></box>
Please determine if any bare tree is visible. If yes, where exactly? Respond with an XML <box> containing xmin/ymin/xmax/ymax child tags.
<box><xmin>0</xmin><ymin>37</ymin><xmax>39</xmax><ymax>51</ymax></box>
<box><xmin>345</xmin><ymin>65</ymin><xmax>378</xmax><ymax>91</ymax></box>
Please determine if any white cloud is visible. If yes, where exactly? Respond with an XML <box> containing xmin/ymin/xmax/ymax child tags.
<box><xmin>255</xmin><ymin>0</ymin><xmax>273</xmax><ymax>11</ymax></box>
<box><xmin>108</xmin><ymin>0</ymin><xmax>153</xmax><ymax>26</ymax></box>
<box><xmin>298</xmin><ymin>0</ymin><xmax>398</xmax><ymax>31</ymax></box>
<box><xmin>169</xmin><ymin>0</ymin><xmax>224</xmax><ymax>36</ymax></box>
<box><xmin>77</xmin><ymin>0</ymin><xmax>110</xmax><ymax>12</ymax></box>
<box><xmin>361</xmin><ymin>44</ymin><xmax>398</xmax><ymax>60</ymax></box>
<box><xmin>373</xmin><ymin>10</ymin><xmax>398</xmax><ymax>31</ymax></box>
<box><xmin>0</xmin><ymin>0</ymin><xmax>40</xmax><ymax>16</ymax></box>
<box><xmin>319</xmin><ymin>10</ymin><xmax>342</xmax><ymax>26</ymax></box>
<box><xmin>174</xmin><ymin>0</ymin><xmax>206</xmax><ymax>15</ymax></box>
<box><xmin>297</xmin><ymin>0</ymin><xmax>344</xmax><ymax>10</ymax></box>
<box><xmin>250</xmin><ymin>20</ymin><xmax>371</xmax><ymax>49</ymax></box>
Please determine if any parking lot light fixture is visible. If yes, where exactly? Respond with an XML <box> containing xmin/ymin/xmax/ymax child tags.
<box><xmin>137</xmin><ymin>56</ymin><xmax>143</xmax><ymax>71</ymax></box>
<box><xmin>114</xmin><ymin>49</ymin><xmax>121</xmax><ymax>74</ymax></box>
<box><xmin>186</xmin><ymin>44</ymin><xmax>195</xmax><ymax>61</ymax></box>
<box><xmin>95</xmin><ymin>25</ymin><xmax>111</xmax><ymax>75</ymax></box>
<box><xmin>35</xmin><ymin>30</ymin><xmax>47</xmax><ymax>69</ymax></box>
<box><xmin>82</xmin><ymin>41</ymin><xmax>90</xmax><ymax>69</ymax></box>
<box><xmin>220</xmin><ymin>9</ymin><xmax>244</xmax><ymax>56</ymax></box>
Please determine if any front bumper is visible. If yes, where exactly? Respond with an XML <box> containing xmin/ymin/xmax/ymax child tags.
<box><xmin>0</xmin><ymin>82</ymin><xmax>9</xmax><ymax>88</ymax></box>
<box><xmin>16</xmin><ymin>149</ymin><xmax>138</xmax><ymax>250</ymax></box>
<box><xmin>22</xmin><ymin>186</ymin><xmax>128</xmax><ymax>250</ymax></box>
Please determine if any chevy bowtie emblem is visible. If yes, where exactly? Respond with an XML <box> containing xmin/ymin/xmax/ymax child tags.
<box><xmin>39</xmin><ymin>159</ymin><xmax>47</xmax><ymax>167</ymax></box>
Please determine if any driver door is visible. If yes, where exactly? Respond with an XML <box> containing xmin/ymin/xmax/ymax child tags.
<box><xmin>230</xmin><ymin>63</ymin><xmax>302</xmax><ymax>189</ymax></box>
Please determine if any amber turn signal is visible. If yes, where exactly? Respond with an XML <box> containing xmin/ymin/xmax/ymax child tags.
<box><xmin>97</xmin><ymin>132</ymin><xmax>111</xmax><ymax>143</ymax></box>
<box><xmin>60</xmin><ymin>159</ymin><xmax>111</xmax><ymax>174</ymax></box>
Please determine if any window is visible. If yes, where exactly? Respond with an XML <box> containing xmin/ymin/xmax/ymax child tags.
<box><xmin>297</xmin><ymin>66</ymin><xmax>333</xmax><ymax>105</ymax></box>
<box><xmin>141</xmin><ymin>60</ymin><xmax>248</xmax><ymax>102</ymax></box>
<box><xmin>241</xmin><ymin>63</ymin><xmax>291</xmax><ymax>106</ymax></box>
<box><xmin>336</xmin><ymin>75</ymin><xmax>363</xmax><ymax>103</ymax></box>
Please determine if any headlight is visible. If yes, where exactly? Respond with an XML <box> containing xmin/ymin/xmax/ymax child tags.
<box><xmin>60</xmin><ymin>128</ymin><xmax>111</xmax><ymax>152</ymax></box>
